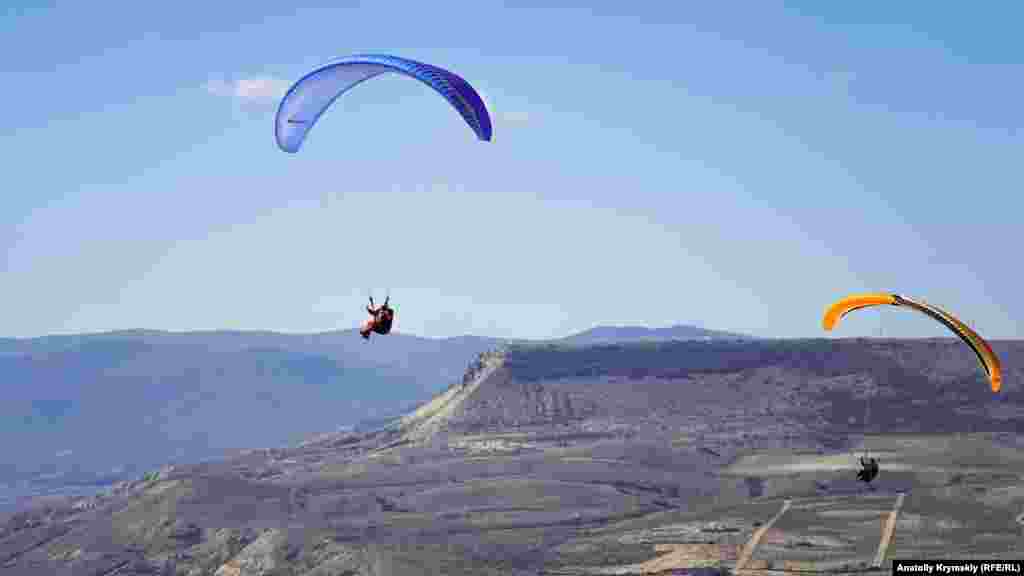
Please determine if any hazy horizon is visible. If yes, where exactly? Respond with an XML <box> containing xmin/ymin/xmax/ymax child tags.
<box><xmin>1</xmin><ymin>322</ymin><xmax>739</xmax><ymax>341</ymax></box>
<box><xmin>6</xmin><ymin>322</ymin><xmax>1018</xmax><ymax>342</ymax></box>
<box><xmin>4</xmin><ymin>2</ymin><xmax>1020</xmax><ymax>341</ymax></box>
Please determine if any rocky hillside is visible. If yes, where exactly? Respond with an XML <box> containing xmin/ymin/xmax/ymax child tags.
<box><xmin>1</xmin><ymin>338</ymin><xmax>1020</xmax><ymax>575</ymax></box>
<box><xmin>398</xmin><ymin>338</ymin><xmax>1023</xmax><ymax>451</ymax></box>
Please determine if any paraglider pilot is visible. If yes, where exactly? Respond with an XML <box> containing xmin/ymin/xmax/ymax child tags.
<box><xmin>857</xmin><ymin>456</ymin><xmax>879</xmax><ymax>485</ymax></box>
<box><xmin>360</xmin><ymin>296</ymin><xmax>395</xmax><ymax>340</ymax></box>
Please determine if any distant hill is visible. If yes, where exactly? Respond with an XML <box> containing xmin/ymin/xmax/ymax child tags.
<box><xmin>0</xmin><ymin>324</ymin><xmax>743</xmax><ymax>485</ymax></box>
<box><xmin>559</xmin><ymin>324</ymin><xmax>754</xmax><ymax>346</ymax></box>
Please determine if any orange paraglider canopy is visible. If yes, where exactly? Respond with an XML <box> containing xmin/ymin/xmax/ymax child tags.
<box><xmin>823</xmin><ymin>292</ymin><xmax>1002</xmax><ymax>393</ymax></box>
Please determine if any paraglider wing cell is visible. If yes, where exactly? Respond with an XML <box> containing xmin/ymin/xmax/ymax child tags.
<box><xmin>275</xmin><ymin>54</ymin><xmax>493</xmax><ymax>153</ymax></box>
<box><xmin>822</xmin><ymin>292</ymin><xmax>1002</xmax><ymax>392</ymax></box>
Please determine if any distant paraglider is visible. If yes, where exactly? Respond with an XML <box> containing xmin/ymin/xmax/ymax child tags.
<box><xmin>857</xmin><ymin>456</ymin><xmax>879</xmax><ymax>485</ymax></box>
<box><xmin>825</xmin><ymin>293</ymin><xmax>1002</xmax><ymax>488</ymax></box>
<box><xmin>275</xmin><ymin>54</ymin><xmax>493</xmax><ymax>153</ymax></box>
<box><xmin>823</xmin><ymin>293</ymin><xmax>1002</xmax><ymax>393</ymax></box>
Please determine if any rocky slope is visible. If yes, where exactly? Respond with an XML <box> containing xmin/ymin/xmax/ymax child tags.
<box><xmin>1</xmin><ymin>338</ymin><xmax>1021</xmax><ymax>575</ymax></box>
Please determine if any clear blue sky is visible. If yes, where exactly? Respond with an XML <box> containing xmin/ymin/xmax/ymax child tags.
<box><xmin>2</xmin><ymin>2</ymin><xmax>1021</xmax><ymax>340</ymax></box>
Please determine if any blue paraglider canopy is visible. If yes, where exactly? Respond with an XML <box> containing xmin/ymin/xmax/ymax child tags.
<box><xmin>275</xmin><ymin>54</ymin><xmax>493</xmax><ymax>153</ymax></box>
